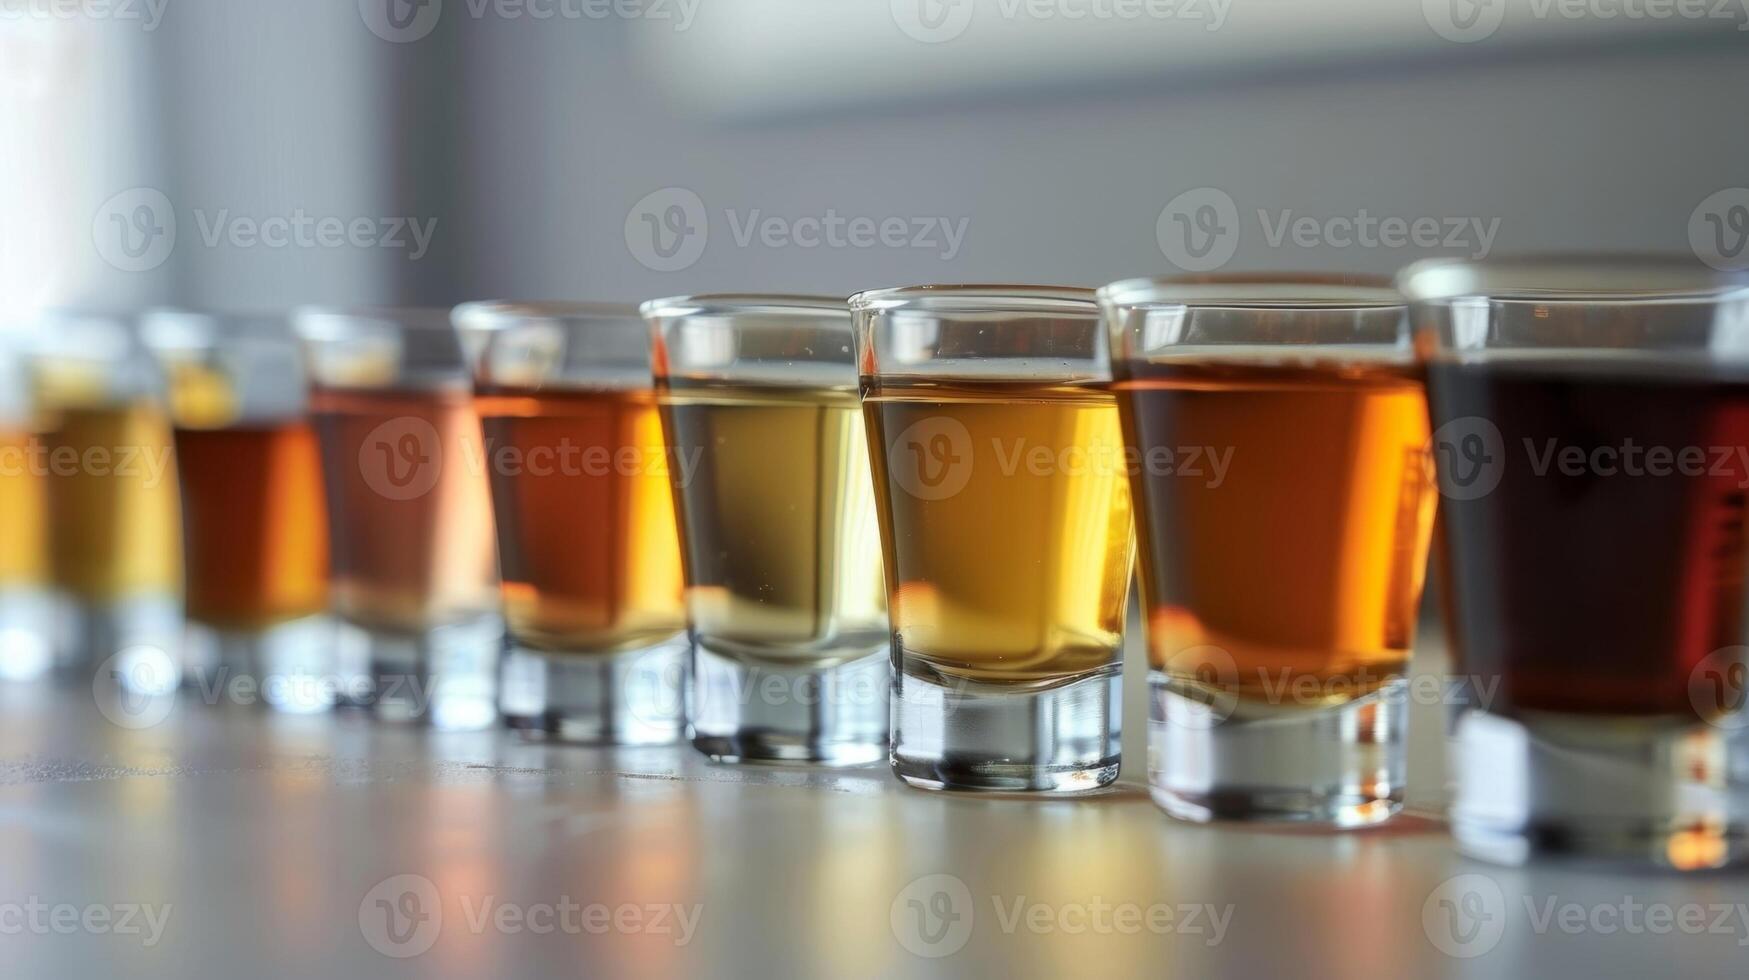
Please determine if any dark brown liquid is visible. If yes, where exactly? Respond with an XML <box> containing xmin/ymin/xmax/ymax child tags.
<box><xmin>476</xmin><ymin>386</ymin><xmax>685</xmax><ymax>654</ymax></box>
<box><xmin>174</xmin><ymin>423</ymin><xmax>329</xmax><ymax>629</ymax></box>
<box><xmin>1429</xmin><ymin>358</ymin><xmax>1749</xmax><ymax>718</ymax></box>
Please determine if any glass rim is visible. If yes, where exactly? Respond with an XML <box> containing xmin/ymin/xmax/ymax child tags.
<box><xmin>848</xmin><ymin>283</ymin><xmax>1096</xmax><ymax>317</ymax></box>
<box><xmin>452</xmin><ymin>300</ymin><xmax>641</xmax><ymax>331</ymax></box>
<box><xmin>1097</xmin><ymin>274</ymin><xmax>1401</xmax><ymax>312</ymax></box>
<box><xmin>1396</xmin><ymin>253</ymin><xmax>1749</xmax><ymax>305</ymax></box>
<box><xmin>639</xmin><ymin>293</ymin><xmax>848</xmax><ymax>321</ymax></box>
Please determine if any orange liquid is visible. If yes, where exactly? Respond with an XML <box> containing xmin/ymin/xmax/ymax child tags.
<box><xmin>476</xmin><ymin>386</ymin><xmax>686</xmax><ymax>654</ymax></box>
<box><xmin>174</xmin><ymin>423</ymin><xmax>329</xmax><ymax>629</ymax></box>
<box><xmin>309</xmin><ymin>386</ymin><xmax>499</xmax><ymax>633</ymax></box>
<box><xmin>41</xmin><ymin>403</ymin><xmax>182</xmax><ymax>601</ymax></box>
<box><xmin>0</xmin><ymin>429</ymin><xmax>46</xmax><ymax>588</ymax></box>
<box><xmin>1115</xmin><ymin>360</ymin><xmax>1435</xmax><ymax>704</ymax></box>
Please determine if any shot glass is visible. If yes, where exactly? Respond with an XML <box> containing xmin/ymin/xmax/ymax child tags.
<box><xmin>142</xmin><ymin>311</ymin><xmax>334</xmax><ymax>713</ymax></box>
<box><xmin>852</xmin><ymin>285</ymin><xmax>1134</xmax><ymax>792</ymax></box>
<box><xmin>0</xmin><ymin>330</ymin><xmax>53</xmax><ymax>681</ymax></box>
<box><xmin>642</xmin><ymin>295</ymin><xmax>889</xmax><ymax>765</ymax></box>
<box><xmin>1099</xmin><ymin>276</ymin><xmax>1433</xmax><ymax>824</ymax></box>
<box><xmin>457</xmin><ymin>302</ymin><xmax>687</xmax><ymax>744</ymax></box>
<box><xmin>295</xmin><ymin>307</ymin><xmax>503</xmax><ymax>730</ymax></box>
<box><xmin>28</xmin><ymin>312</ymin><xmax>183</xmax><ymax>682</ymax></box>
<box><xmin>1401</xmin><ymin>254</ymin><xmax>1749</xmax><ymax>868</ymax></box>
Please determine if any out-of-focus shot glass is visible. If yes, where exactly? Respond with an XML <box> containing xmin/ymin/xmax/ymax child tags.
<box><xmin>852</xmin><ymin>285</ymin><xmax>1134</xmax><ymax>792</ymax></box>
<box><xmin>29</xmin><ymin>312</ymin><xmax>183</xmax><ymax>683</ymax></box>
<box><xmin>1099</xmin><ymin>276</ymin><xmax>1433</xmax><ymax>824</ymax></box>
<box><xmin>0</xmin><ymin>329</ymin><xmax>53</xmax><ymax>681</ymax></box>
<box><xmin>296</xmin><ymin>307</ymin><xmax>502</xmax><ymax>730</ymax></box>
<box><xmin>458</xmin><ymin>302</ymin><xmax>687</xmax><ymax>744</ymax></box>
<box><xmin>142</xmin><ymin>311</ymin><xmax>333</xmax><ymax>713</ymax></box>
<box><xmin>643</xmin><ymin>295</ymin><xmax>889</xmax><ymax>765</ymax></box>
<box><xmin>1402</xmin><ymin>255</ymin><xmax>1749</xmax><ymax>868</ymax></box>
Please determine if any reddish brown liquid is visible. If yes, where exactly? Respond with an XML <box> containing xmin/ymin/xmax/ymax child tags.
<box><xmin>174</xmin><ymin>423</ymin><xmax>329</xmax><ymax>629</ymax></box>
<box><xmin>476</xmin><ymin>386</ymin><xmax>685</xmax><ymax>654</ymax></box>
<box><xmin>309</xmin><ymin>386</ymin><xmax>499</xmax><ymax>634</ymax></box>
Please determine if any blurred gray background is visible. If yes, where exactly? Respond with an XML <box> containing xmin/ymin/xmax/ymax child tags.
<box><xmin>5</xmin><ymin>0</ymin><xmax>1746</xmax><ymax>316</ymax></box>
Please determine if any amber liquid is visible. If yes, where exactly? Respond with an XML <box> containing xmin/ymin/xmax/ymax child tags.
<box><xmin>173</xmin><ymin>423</ymin><xmax>329</xmax><ymax>630</ymax></box>
<box><xmin>657</xmin><ymin>381</ymin><xmax>887</xmax><ymax>666</ymax></box>
<box><xmin>309</xmin><ymin>386</ymin><xmax>499</xmax><ymax>634</ymax></box>
<box><xmin>41</xmin><ymin>403</ymin><xmax>183</xmax><ymax>601</ymax></box>
<box><xmin>863</xmin><ymin>379</ymin><xmax>1135</xmax><ymax>685</ymax></box>
<box><xmin>477</xmin><ymin>386</ymin><xmax>686</xmax><ymax>654</ymax></box>
<box><xmin>1114</xmin><ymin>359</ymin><xmax>1435</xmax><ymax>705</ymax></box>
<box><xmin>0</xmin><ymin>429</ymin><xmax>46</xmax><ymax>589</ymax></box>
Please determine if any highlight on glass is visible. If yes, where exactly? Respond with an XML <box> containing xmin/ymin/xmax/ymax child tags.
<box><xmin>27</xmin><ymin>312</ymin><xmax>183</xmax><ymax>685</ymax></box>
<box><xmin>142</xmin><ymin>310</ymin><xmax>333</xmax><ymax>714</ymax></box>
<box><xmin>456</xmin><ymin>301</ymin><xmax>687</xmax><ymax>745</ymax></box>
<box><xmin>642</xmin><ymin>295</ymin><xmax>889</xmax><ymax>765</ymax></box>
<box><xmin>295</xmin><ymin>307</ymin><xmax>502</xmax><ymax>730</ymax></box>
<box><xmin>1401</xmin><ymin>254</ymin><xmax>1749</xmax><ymax>869</ymax></box>
<box><xmin>0</xmin><ymin>327</ymin><xmax>53</xmax><ymax>681</ymax></box>
<box><xmin>852</xmin><ymin>285</ymin><xmax>1134</xmax><ymax>792</ymax></box>
<box><xmin>1099</xmin><ymin>276</ymin><xmax>1433</xmax><ymax>824</ymax></box>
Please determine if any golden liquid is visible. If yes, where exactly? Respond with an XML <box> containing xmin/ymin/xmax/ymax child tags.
<box><xmin>310</xmin><ymin>386</ymin><xmax>499</xmax><ymax>634</ymax></box>
<box><xmin>477</xmin><ymin>386</ymin><xmax>686</xmax><ymax>654</ymax></box>
<box><xmin>0</xmin><ymin>429</ymin><xmax>46</xmax><ymax>588</ymax></box>
<box><xmin>863</xmin><ymin>379</ymin><xmax>1135</xmax><ymax>685</ymax></box>
<box><xmin>174</xmin><ymin>423</ymin><xmax>329</xmax><ymax>630</ymax></box>
<box><xmin>1114</xmin><ymin>360</ymin><xmax>1435</xmax><ymax>705</ymax></box>
<box><xmin>41</xmin><ymin>403</ymin><xmax>183</xmax><ymax>601</ymax></box>
<box><xmin>657</xmin><ymin>381</ymin><xmax>887</xmax><ymax>666</ymax></box>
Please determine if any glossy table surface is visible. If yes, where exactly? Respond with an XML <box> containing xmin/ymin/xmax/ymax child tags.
<box><xmin>0</xmin><ymin>637</ymin><xmax>1744</xmax><ymax>980</ymax></box>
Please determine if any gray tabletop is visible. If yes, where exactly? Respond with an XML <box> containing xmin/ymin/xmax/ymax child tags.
<box><xmin>1</xmin><ymin>635</ymin><xmax>1745</xmax><ymax>980</ymax></box>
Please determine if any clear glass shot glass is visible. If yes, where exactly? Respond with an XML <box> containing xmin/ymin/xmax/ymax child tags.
<box><xmin>852</xmin><ymin>285</ymin><xmax>1134</xmax><ymax>792</ymax></box>
<box><xmin>456</xmin><ymin>301</ymin><xmax>687</xmax><ymax>744</ymax></box>
<box><xmin>1401</xmin><ymin>254</ymin><xmax>1749</xmax><ymax>868</ymax></box>
<box><xmin>142</xmin><ymin>310</ymin><xmax>335</xmax><ymax>713</ymax></box>
<box><xmin>0</xmin><ymin>329</ymin><xmax>54</xmax><ymax>681</ymax></box>
<box><xmin>642</xmin><ymin>295</ymin><xmax>890</xmax><ymax>765</ymax></box>
<box><xmin>1098</xmin><ymin>276</ymin><xmax>1433</xmax><ymax>824</ymax></box>
<box><xmin>295</xmin><ymin>307</ymin><xmax>503</xmax><ymax>730</ymax></box>
<box><xmin>27</xmin><ymin>312</ymin><xmax>183</xmax><ymax>683</ymax></box>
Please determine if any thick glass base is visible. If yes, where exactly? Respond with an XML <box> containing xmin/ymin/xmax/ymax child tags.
<box><xmin>181</xmin><ymin>616</ymin><xmax>336</xmax><ymax>714</ymax></box>
<box><xmin>1148</xmin><ymin>672</ymin><xmax>1405</xmax><ymax>826</ymax></box>
<box><xmin>0</xmin><ymin>587</ymin><xmax>55</xmax><ymax>681</ymax></box>
<box><xmin>688</xmin><ymin>643</ymin><xmax>888</xmax><ymax>765</ymax></box>
<box><xmin>54</xmin><ymin>593</ymin><xmax>183</xmax><ymax>678</ymax></box>
<box><xmin>892</xmin><ymin>664</ymin><xmax>1121</xmax><ymax>793</ymax></box>
<box><xmin>337</xmin><ymin>615</ymin><xmax>503</xmax><ymax>730</ymax></box>
<box><xmin>1450</xmin><ymin>708</ymin><xmax>1749</xmax><ymax>869</ymax></box>
<box><xmin>500</xmin><ymin>638</ymin><xmax>686</xmax><ymax>745</ymax></box>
